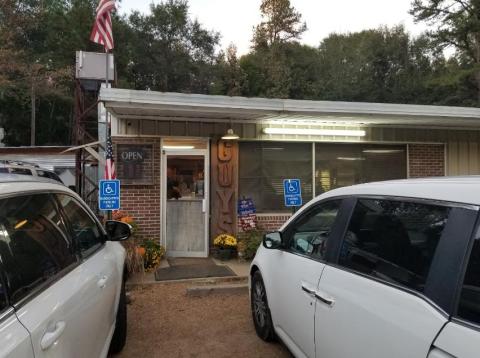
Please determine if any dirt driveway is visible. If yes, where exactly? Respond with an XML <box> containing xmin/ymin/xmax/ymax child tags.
<box><xmin>114</xmin><ymin>283</ymin><xmax>292</xmax><ymax>358</ymax></box>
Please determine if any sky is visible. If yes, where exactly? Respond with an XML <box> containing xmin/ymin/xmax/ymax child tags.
<box><xmin>118</xmin><ymin>0</ymin><xmax>429</xmax><ymax>55</ymax></box>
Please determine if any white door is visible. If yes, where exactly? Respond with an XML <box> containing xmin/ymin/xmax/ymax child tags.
<box><xmin>314</xmin><ymin>198</ymin><xmax>453</xmax><ymax>358</ymax></box>
<box><xmin>267</xmin><ymin>200</ymin><xmax>341</xmax><ymax>358</ymax></box>
<box><xmin>0</xmin><ymin>309</ymin><xmax>34</xmax><ymax>358</ymax></box>
<box><xmin>162</xmin><ymin>148</ymin><xmax>209</xmax><ymax>257</ymax></box>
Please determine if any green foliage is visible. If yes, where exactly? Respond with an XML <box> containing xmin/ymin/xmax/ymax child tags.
<box><xmin>141</xmin><ymin>239</ymin><xmax>166</xmax><ymax>271</ymax></box>
<box><xmin>239</xmin><ymin>230</ymin><xmax>264</xmax><ymax>260</ymax></box>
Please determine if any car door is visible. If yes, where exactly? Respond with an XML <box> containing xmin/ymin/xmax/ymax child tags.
<box><xmin>431</xmin><ymin>234</ymin><xmax>480</xmax><ymax>358</ymax></box>
<box><xmin>314</xmin><ymin>198</ymin><xmax>478</xmax><ymax>358</ymax></box>
<box><xmin>56</xmin><ymin>193</ymin><xmax>120</xmax><ymax>357</ymax></box>
<box><xmin>0</xmin><ymin>269</ymin><xmax>34</xmax><ymax>358</ymax></box>
<box><xmin>0</xmin><ymin>193</ymin><xmax>102</xmax><ymax>358</ymax></box>
<box><xmin>266</xmin><ymin>200</ymin><xmax>342</xmax><ymax>358</ymax></box>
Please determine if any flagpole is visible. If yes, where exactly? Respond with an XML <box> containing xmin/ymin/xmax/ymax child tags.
<box><xmin>105</xmin><ymin>48</ymin><xmax>113</xmax><ymax>220</ymax></box>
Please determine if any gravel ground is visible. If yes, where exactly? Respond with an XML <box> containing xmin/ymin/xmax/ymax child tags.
<box><xmin>113</xmin><ymin>283</ymin><xmax>292</xmax><ymax>358</ymax></box>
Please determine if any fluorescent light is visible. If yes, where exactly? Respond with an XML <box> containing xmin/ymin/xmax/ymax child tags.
<box><xmin>362</xmin><ymin>149</ymin><xmax>404</xmax><ymax>154</ymax></box>
<box><xmin>221</xmin><ymin>129</ymin><xmax>240</xmax><ymax>140</ymax></box>
<box><xmin>337</xmin><ymin>157</ymin><xmax>365</xmax><ymax>161</ymax></box>
<box><xmin>263</xmin><ymin>127</ymin><xmax>366</xmax><ymax>137</ymax></box>
<box><xmin>14</xmin><ymin>219</ymin><xmax>28</xmax><ymax>229</ymax></box>
<box><xmin>163</xmin><ymin>145</ymin><xmax>195</xmax><ymax>150</ymax></box>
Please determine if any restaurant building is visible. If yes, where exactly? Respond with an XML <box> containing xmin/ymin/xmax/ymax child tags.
<box><xmin>100</xmin><ymin>88</ymin><xmax>480</xmax><ymax>257</ymax></box>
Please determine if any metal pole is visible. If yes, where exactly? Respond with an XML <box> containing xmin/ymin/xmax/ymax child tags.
<box><xmin>31</xmin><ymin>83</ymin><xmax>35</xmax><ymax>146</ymax></box>
<box><xmin>105</xmin><ymin>49</ymin><xmax>112</xmax><ymax>220</ymax></box>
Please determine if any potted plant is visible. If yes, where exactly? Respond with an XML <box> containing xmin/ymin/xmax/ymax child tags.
<box><xmin>140</xmin><ymin>239</ymin><xmax>166</xmax><ymax>271</ymax></box>
<box><xmin>213</xmin><ymin>234</ymin><xmax>237</xmax><ymax>260</ymax></box>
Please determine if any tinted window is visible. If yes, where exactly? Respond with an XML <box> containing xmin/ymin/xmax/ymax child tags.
<box><xmin>286</xmin><ymin>201</ymin><xmax>340</xmax><ymax>260</ymax></box>
<box><xmin>9</xmin><ymin>168</ymin><xmax>32</xmax><ymax>175</ymax></box>
<box><xmin>339</xmin><ymin>199</ymin><xmax>450</xmax><ymax>292</ymax></box>
<box><xmin>37</xmin><ymin>170</ymin><xmax>63</xmax><ymax>184</ymax></box>
<box><xmin>0</xmin><ymin>272</ymin><xmax>7</xmax><ymax>312</ymax></box>
<box><xmin>57</xmin><ymin>195</ymin><xmax>103</xmax><ymax>255</ymax></box>
<box><xmin>458</xmin><ymin>238</ymin><xmax>480</xmax><ymax>325</ymax></box>
<box><xmin>0</xmin><ymin>194</ymin><xmax>76</xmax><ymax>302</ymax></box>
<box><xmin>239</xmin><ymin>142</ymin><xmax>313</xmax><ymax>212</ymax></box>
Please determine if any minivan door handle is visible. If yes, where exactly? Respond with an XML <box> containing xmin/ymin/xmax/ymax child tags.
<box><xmin>314</xmin><ymin>292</ymin><xmax>335</xmax><ymax>307</ymax></box>
<box><xmin>301</xmin><ymin>284</ymin><xmax>315</xmax><ymax>295</ymax></box>
<box><xmin>97</xmin><ymin>275</ymin><xmax>109</xmax><ymax>288</ymax></box>
<box><xmin>41</xmin><ymin>321</ymin><xmax>66</xmax><ymax>350</ymax></box>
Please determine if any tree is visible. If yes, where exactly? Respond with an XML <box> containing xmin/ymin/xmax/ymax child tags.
<box><xmin>410</xmin><ymin>0</ymin><xmax>480</xmax><ymax>104</ymax></box>
<box><xmin>211</xmin><ymin>44</ymin><xmax>248</xmax><ymax>96</ymax></box>
<box><xmin>253</xmin><ymin>0</ymin><xmax>307</xmax><ymax>49</ymax></box>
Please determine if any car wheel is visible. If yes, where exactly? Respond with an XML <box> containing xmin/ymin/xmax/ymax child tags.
<box><xmin>109</xmin><ymin>279</ymin><xmax>127</xmax><ymax>354</ymax></box>
<box><xmin>251</xmin><ymin>271</ymin><xmax>275</xmax><ymax>341</ymax></box>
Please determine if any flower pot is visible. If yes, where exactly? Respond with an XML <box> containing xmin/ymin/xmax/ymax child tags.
<box><xmin>214</xmin><ymin>247</ymin><xmax>235</xmax><ymax>261</ymax></box>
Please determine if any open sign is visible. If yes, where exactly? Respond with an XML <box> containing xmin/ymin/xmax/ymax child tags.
<box><xmin>119</xmin><ymin>148</ymin><xmax>145</xmax><ymax>162</ymax></box>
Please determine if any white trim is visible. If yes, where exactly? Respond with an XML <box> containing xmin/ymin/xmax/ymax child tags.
<box><xmin>312</xmin><ymin>143</ymin><xmax>316</xmax><ymax>199</ymax></box>
<box><xmin>100</xmin><ymin>88</ymin><xmax>480</xmax><ymax>119</ymax></box>
<box><xmin>406</xmin><ymin>144</ymin><xmax>410</xmax><ymax>179</ymax></box>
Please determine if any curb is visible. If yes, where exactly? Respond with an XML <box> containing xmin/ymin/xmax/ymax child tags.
<box><xmin>126</xmin><ymin>275</ymin><xmax>248</xmax><ymax>289</ymax></box>
<box><xmin>186</xmin><ymin>284</ymin><xmax>249</xmax><ymax>297</ymax></box>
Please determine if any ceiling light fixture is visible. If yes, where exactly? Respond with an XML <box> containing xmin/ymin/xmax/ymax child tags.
<box><xmin>221</xmin><ymin>128</ymin><xmax>240</xmax><ymax>140</ymax></box>
<box><xmin>163</xmin><ymin>145</ymin><xmax>195</xmax><ymax>150</ymax></box>
<box><xmin>337</xmin><ymin>157</ymin><xmax>366</xmax><ymax>161</ymax></box>
<box><xmin>263</xmin><ymin>127</ymin><xmax>366</xmax><ymax>137</ymax></box>
<box><xmin>362</xmin><ymin>149</ymin><xmax>404</xmax><ymax>154</ymax></box>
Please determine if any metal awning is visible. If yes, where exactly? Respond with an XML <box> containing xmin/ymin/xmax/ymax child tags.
<box><xmin>100</xmin><ymin>88</ymin><xmax>480</xmax><ymax>129</ymax></box>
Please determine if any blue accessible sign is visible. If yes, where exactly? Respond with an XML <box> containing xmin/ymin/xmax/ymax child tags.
<box><xmin>283</xmin><ymin>179</ymin><xmax>302</xmax><ymax>207</ymax></box>
<box><xmin>99</xmin><ymin>179</ymin><xmax>120</xmax><ymax>211</ymax></box>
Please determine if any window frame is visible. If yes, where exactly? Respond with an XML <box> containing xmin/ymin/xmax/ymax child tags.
<box><xmin>0</xmin><ymin>266</ymin><xmax>9</xmax><ymax>315</ymax></box>
<box><xmin>0</xmin><ymin>191</ymin><xmax>82</xmax><ymax>310</ymax></box>
<box><xmin>451</xmin><ymin>217</ymin><xmax>480</xmax><ymax>331</ymax></box>
<box><xmin>325</xmin><ymin>194</ymin><xmax>479</xmax><ymax>317</ymax></box>
<box><xmin>53</xmin><ymin>193</ymin><xmax>107</xmax><ymax>260</ymax></box>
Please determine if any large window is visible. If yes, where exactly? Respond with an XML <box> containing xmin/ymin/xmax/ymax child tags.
<box><xmin>239</xmin><ymin>142</ymin><xmax>312</xmax><ymax>212</ymax></box>
<box><xmin>315</xmin><ymin>144</ymin><xmax>406</xmax><ymax>195</ymax></box>
<box><xmin>0</xmin><ymin>194</ymin><xmax>76</xmax><ymax>303</ymax></box>
<box><xmin>239</xmin><ymin>142</ymin><xmax>407</xmax><ymax>212</ymax></box>
<box><xmin>338</xmin><ymin>199</ymin><xmax>450</xmax><ymax>293</ymax></box>
<box><xmin>457</xmin><ymin>237</ymin><xmax>480</xmax><ymax>325</ymax></box>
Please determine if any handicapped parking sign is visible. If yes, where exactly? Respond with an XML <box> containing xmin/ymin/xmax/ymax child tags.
<box><xmin>99</xmin><ymin>179</ymin><xmax>120</xmax><ymax>211</ymax></box>
<box><xmin>283</xmin><ymin>179</ymin><xmax>302</xmax><ymax>207</ymax></box>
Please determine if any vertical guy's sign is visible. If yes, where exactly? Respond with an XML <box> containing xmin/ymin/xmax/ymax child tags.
<box><xmin>283</xmin><ymin>179</ymin><xmax>302</xmax><ymax>207</ymax></box>
<box><xmin>99</xmin><ymin>179</ymin><xmax>120</xmax><ymax>211</ymax></box>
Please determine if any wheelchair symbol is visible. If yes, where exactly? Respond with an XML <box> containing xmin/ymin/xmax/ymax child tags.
<box><xmin>288</xmin><ymin>182</ymin><xmax>297</xmax><ymax>193</ymax></box>
<box><xmin>103</xmin><ymin>183</ymin><xmax>117</xmax><ymax>196</ymax></box>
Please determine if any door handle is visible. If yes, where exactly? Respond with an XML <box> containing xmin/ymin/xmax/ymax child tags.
<box><xmin>314</xmin><ymin>292</ymin><xmax>335</xmax><ymax>307</ymax></box>
<box><xmin>41</xmin><ymin>321</ymin><xmax>66</xmax><ymax>350</ymax></box>
<box><xmin>301</xmin><ymin>284</ymin><xmax>315</xmax><ymax>295</ymax></box>
<box><xmin>97</xmin><ymin>275</ymin><xmax>108</xmax><ymax>288</ymax></box>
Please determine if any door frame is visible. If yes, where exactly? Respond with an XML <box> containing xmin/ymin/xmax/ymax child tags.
<box><xmin>161</xmin><ymin>143</ymin><xmax>210</xmax><ymax>258</ymax></box>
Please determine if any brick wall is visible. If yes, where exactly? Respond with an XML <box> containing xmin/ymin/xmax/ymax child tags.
<box><xmin>408</xmin><ymin>144</ymin><xmax>445</xmax><ymax>178</ymax></box>
<box><xmin>250</xmin><ymin>213</ymin><xmax>292</xmax><ymax>232</ymax></box>
<box><xmin>113</xmin><ymin>137</ymin><xmax>161</xmax><ymax>242</ymax></box>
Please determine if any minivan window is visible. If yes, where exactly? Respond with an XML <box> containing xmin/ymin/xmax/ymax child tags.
<box><xmin>457</xmin><ymin>237</ymin><xmax>480</xmax><ymax>325</ymax></box>
<box><xmin>338</xmin><ymin>199</ymin><xmax>450</xmax><ymax>293</ymax></box>
<box><xmin>286</xmin><ymin>200</ymin><xmax>341</xmax><ymax>260</ymax></box>
<box><xmin>0</xmin><ymin>194</ymin><xmax>76</xmax><ymax>303</ymax></box>
<box><xmin>56</xmin><ymin>194</ymin><xmax>104</xmax><ymax>256</ymax></box>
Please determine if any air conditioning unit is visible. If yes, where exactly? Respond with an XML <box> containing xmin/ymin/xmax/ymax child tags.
<box><xmin>75</xmin><ymin>51</ymin><xmax>115</xmax><ymax>82</ymax></box>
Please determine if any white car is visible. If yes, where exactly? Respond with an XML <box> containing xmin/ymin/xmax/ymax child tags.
<box><xmin>250</xmin><ymin>177</ymin><xmax>480</xmax><ymax>358</ymax></box>
<box><xmin>0</xmin><ymin>175</ymin><xmax>131</xmax><ymax>358</ymax></box>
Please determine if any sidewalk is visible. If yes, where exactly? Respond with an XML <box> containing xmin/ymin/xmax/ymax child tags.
<box><xmin>127</xmin><ymin>257</ymin><xmax>251</xmax><ymax>286</ymax></box>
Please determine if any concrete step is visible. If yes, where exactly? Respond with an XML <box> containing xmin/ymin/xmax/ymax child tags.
<box><xmin>186</xmin><ymin>283</ymin><xmax>249</xmax><ymax>297</ymax></box>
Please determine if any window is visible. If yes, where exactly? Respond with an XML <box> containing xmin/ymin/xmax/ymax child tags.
<box><xmin>9</xmin><ymin>167</ymin><xmax>32</xmax><ymax>175</ymax></box>
<box><xmin>56</xmin><ymin>194</ymin><xmax>104</xmax><ymax>255</ymax></box>
<box><xmin>0</xmin><ymin>194</ymin><xmax>76</xmax><ymax>303</ymax></box>
<box><xmin>457</xmin><ymin>238</ymin><xmax>480</xmax><ymax>325</ymax></box>
<box><xmin>286</xmin><ymin>201</ymin><xmax>341</xmax><ymax>260</ymax></box>
<box><xmin>339</xmin><ymin>199</ymin><xmax>450</xmax><ymax>292</ymax></box>
<box><xmin>239</xmin><ymin>142</ymin><xmax>312</xmax><ymax>212</ymax></box>
<box><xmin>315</xmin><ymin>144</ymin><xmax>406</xmax><ymax>195</ymax></box>
<box><xmin>0</xmin><ymin>273</ymin><xmax>7</xmax><ymax>312</ymax></box>
<box><xmin>37</xmin><ymin>170</ymin><xmax>63</xmax><ymax>184</ymax></box>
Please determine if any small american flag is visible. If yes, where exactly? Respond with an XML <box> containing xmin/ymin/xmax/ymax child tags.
<box><xmin>90</xmin><ymin>0</ymin><xmax>116</xmax><ymax>51</ymax></box>
<box><xmin>105</xmin><ymin>127</ymin><xmax>116</xmax><ymax>180</ymax></box>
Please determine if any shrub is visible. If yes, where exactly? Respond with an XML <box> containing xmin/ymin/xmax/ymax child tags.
<box><xmin>141</xmin><ymin>239</ymin><xmax>166</xmax><ymax>271</ymax></box>
<box><xmin>240</xmin><ymin>230</ymin><xmax>264</xmax><ymax>260</ymax></box>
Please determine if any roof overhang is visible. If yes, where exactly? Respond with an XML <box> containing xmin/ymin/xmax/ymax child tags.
<box><xmin>100</xmin><ymin>88</ymin><xmax>480</xmax><ymax>129</ymax></box>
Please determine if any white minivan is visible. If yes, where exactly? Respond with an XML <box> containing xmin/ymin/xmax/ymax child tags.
<box><xmin>0</xmin><ymin>175</ymin><xmax>131</xmax><ymax>358</ymax></box>
<box><xmin>251</xmin><ymin>177</ymin><xmax>480</xmax><ymax>358</ymax></box>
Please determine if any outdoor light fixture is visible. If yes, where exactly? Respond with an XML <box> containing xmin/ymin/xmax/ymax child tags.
<box><xmin>362</xmin><ymin>149</ymin><xmax>404</xmax><ymax>154</ymax></box>
<box><xmin>221</xmin><ymin>128</ymin><xmax>240</xmax><ymax>140</ymax></box>
<box><xmin>263</xmin><ymin>127</ymin><xmax>366</xmax><ymax>137</ymax></box>
<box><xmin>163</xmin><ymin>145</ymin><xmax>195</xmax><ymax>150</ymax></box>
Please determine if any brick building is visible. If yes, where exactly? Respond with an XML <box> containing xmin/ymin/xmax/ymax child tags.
<box><xmin>99</xmin><ymin>88</ymin><xmax>480</xmax><ymax>257</ymax></box>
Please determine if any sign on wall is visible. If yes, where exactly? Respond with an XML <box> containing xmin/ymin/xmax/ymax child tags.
<box><xmin>283</xmin><ymin>179</ymin><xmax>302</xmax><ymax>207</ymax></box>
<box><xmin>238</xmin><ymin>197</ymin><xmax>257</xmax><ymax>231</ymax></box>
<box><xmin>116</xmin><ymin>144</ymin><xmax>153</xmax><ymax>184</ymax></box>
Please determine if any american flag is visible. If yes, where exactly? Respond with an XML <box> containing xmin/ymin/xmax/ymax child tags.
<box><xmin>105</xmin><ymin>127</ymin><xmax>116</xmax><ymax>180</ymax></box>
<box><xmin>90</xmin><ymin>0</ymin><xmax>116</xmax><ymax>51</ymax></box>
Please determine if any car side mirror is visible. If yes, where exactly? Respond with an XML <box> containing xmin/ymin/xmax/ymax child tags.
<box><xmin>105</xmin><ymin>220</ymin><xmax>132</xmax><ymax>242</ymax></box>
<box><xmin>263</xmin><ymin>232</ymin><xmax>282</xmax><ymax>250</ymax></box>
